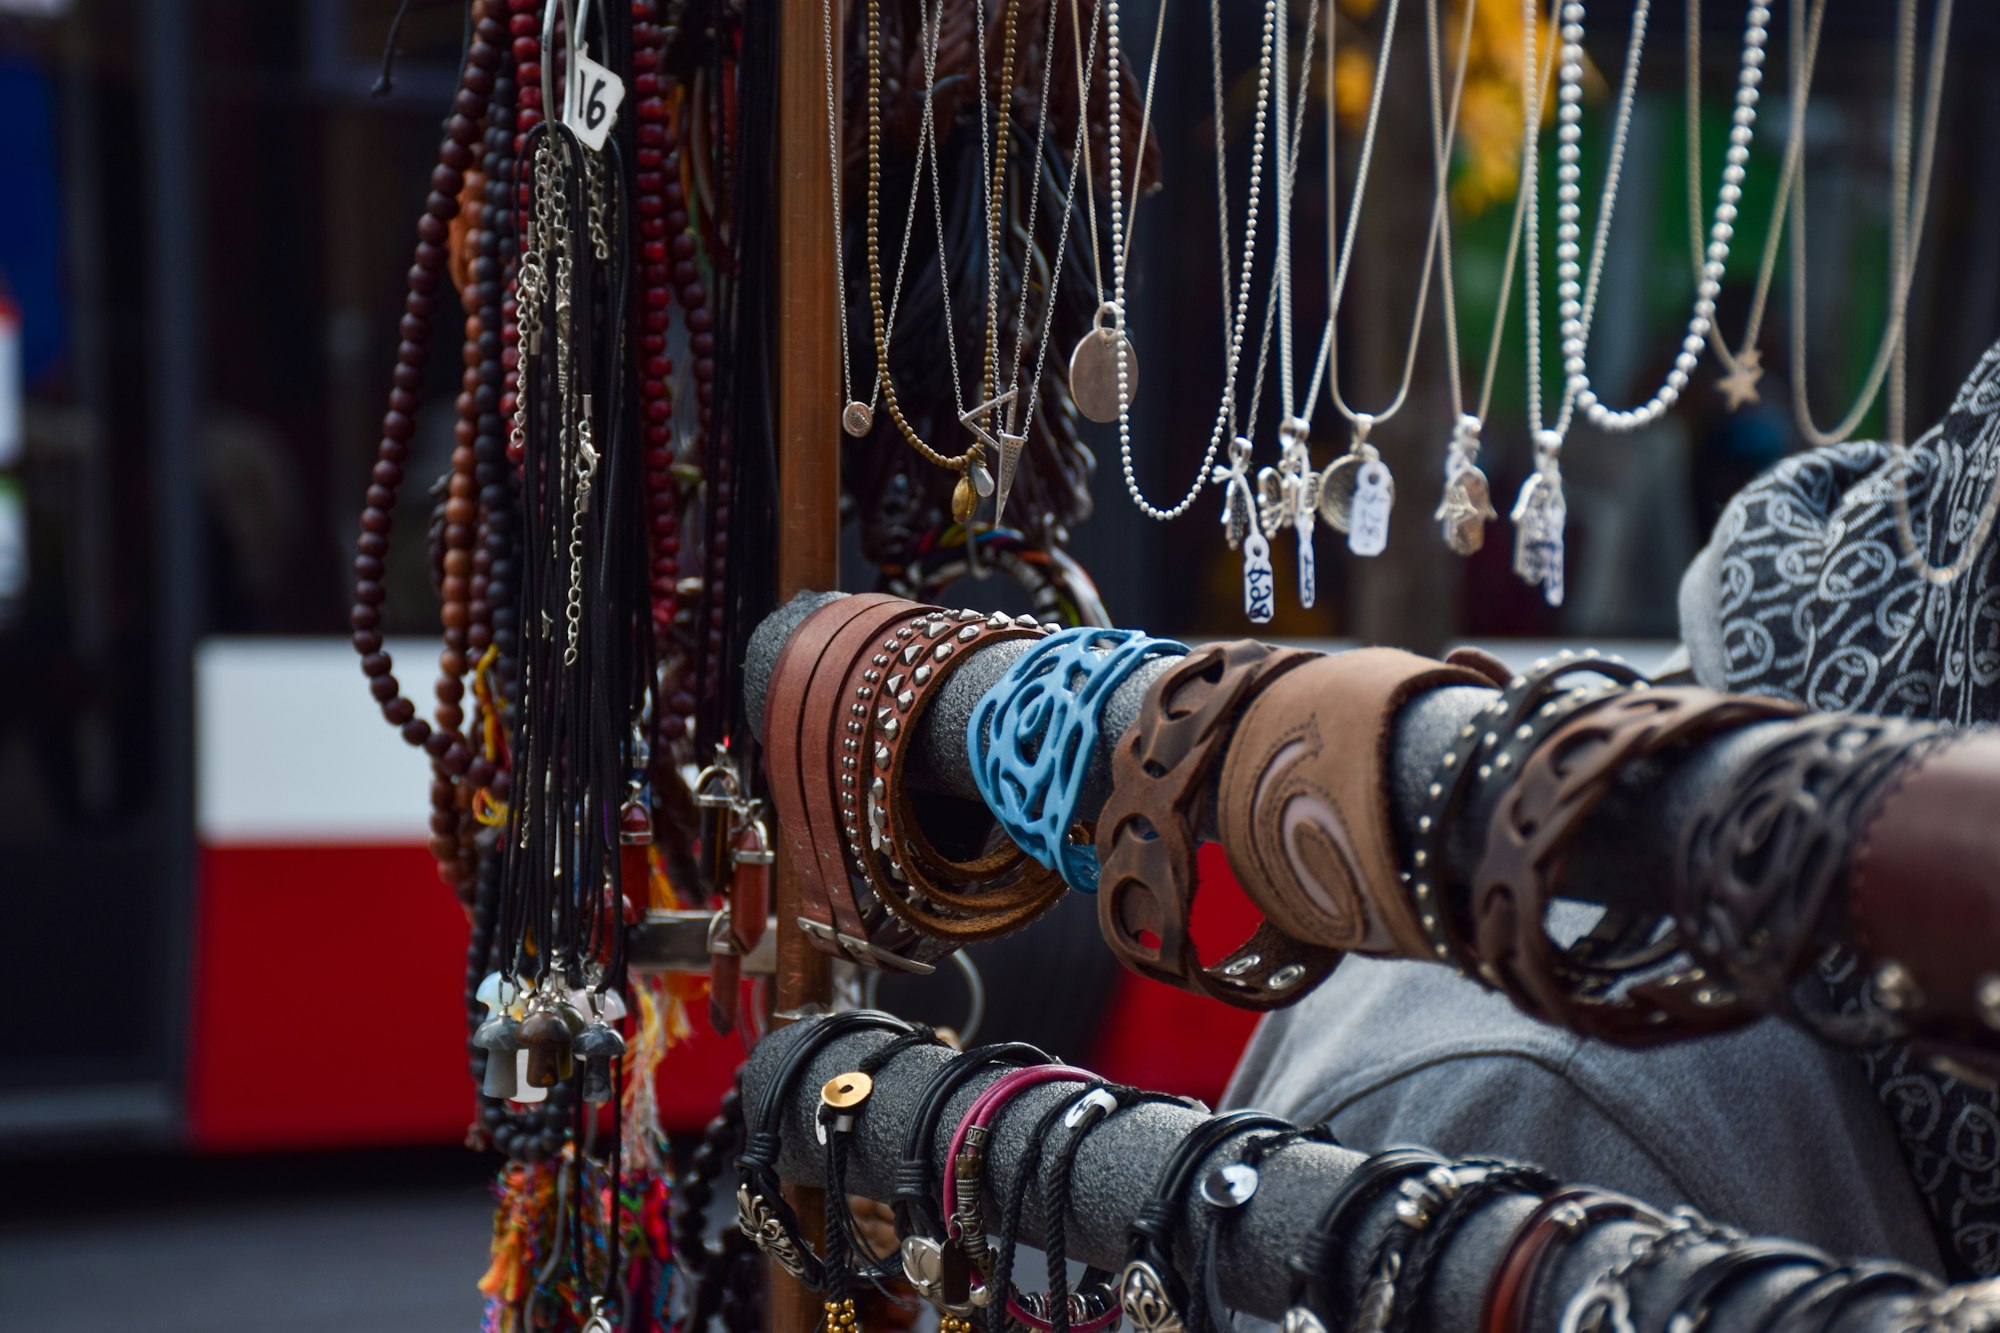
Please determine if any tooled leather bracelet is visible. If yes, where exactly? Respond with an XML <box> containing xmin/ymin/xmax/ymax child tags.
<box><xmin>1403</xmin><ymin>652</ymin><xmax>1643</xmax><ymax>977</ymax></box>
<box><xmin>1677</xmin><ymin>713</ymin><xmax>1946</xmax><ymax>1014</ymax></box>
<box><xmin>1097</xmin><ymin>640</ymin><xmax>1340</xmax><ymax>1008</ymax></box>
<box><xmin>1216</xmin><ymin>648</ymin><xmax>1500</xmax><ymax>959</ymax></box>
<box><xmin>1474</xmin><ymin>687</ymin><xmax>1802</xmax><ymax>1043</ymax></box>
<box><xmin>842</xmin><ymin>607</ymin><xmax>1070</xmax><ymax>945</ymax></box>
<box><xmin>1845</xmin><ymin>730</ymin><xmax>2000</xmax><ymax>1066</ymax></box>
<box><xmin>765</xmin><ymin>594</ymin><xmax>940</xmax><ymax>970</ymax></box>
<box><xmin>1119</xmin><ymin>1109</ymin><xmax>1292</xmax><ymax>1333</ymax></box>
<box><xmin>1479</xmin><ymin>1188</ymin><xmax>1665</xmax><ymax>1333</ymax></box>
<box><xmin>735</xmin><ymin>1009</ymin><xmax>915</xmax><ymax>1286</ymax></box>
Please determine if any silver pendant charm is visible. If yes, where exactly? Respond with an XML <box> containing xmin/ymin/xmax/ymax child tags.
<box><xmin>582</xmin><ymin>1298</ymin><xmax>615</xmax><ymax>1333</ymax></box>
<box><xmin>1242</xmin><ymin>520</ymin><xmax>1276</xmax><ymax>624</ymax></box>
<box><xmin>1436</xmin><ymin>414</ymin><xmax>1496</xmax><ymax>555</ymax></box>
<box><xmin>842</xmin><ymin>400</ymin><xmax>874</xmax><ymax>437</ymax></box>
<box><xmin>992</xmin><ymin>430</ymin><xmax>1025</xmax><ymax>528</ymax></box>
<box><xmin>1213</xmin><ymin>436</ymin><xmax>1257</xmax><ymax>551</ymax></box>
<box><xmin>1280</xmin><ymin>1309</ymin><xmax>1331</xmax><ymax>1333</ymax></box>
<box><xmin>1069</xmin><ymin>302</ymin><xmax>1140</xmax><ymax>423</ymax></box>
<box><xmin>1120</xmin><ymin>1260</ymin><xmax>1186</xmax><ymax>1333</ymax></box>
<box><xmin>1281</xmin><ymin>420</ymin><xmax>1321</xmax><ymax>604</ymax></box>
<box><xmin>1348</xmin><ymin>458</ymin><xmax>1394</xmax><ymax>557</ymax></box>
<box><xmin>1511</xmin><ymin>431</ymin><xmax>1568</xmax><ymax>607</ymax></box>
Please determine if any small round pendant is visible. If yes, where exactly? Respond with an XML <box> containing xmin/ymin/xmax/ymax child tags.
<box><xmin>842</xmin><ymin>400</ymin><xmax>874</xmax><ymax>437</ymax></box>
<box><xmin>1317</xmin><ymin>455</ymin><xmax>1363</xmax><ymax>531</ymax></box>
<box><xmin>1068</xmin><ymin>329</ymin><xmax>1140</xmax><ymax>424</ymax></box>
<box><xmin>951</xmin><ymin>474</ymin><xmax>978</xmax><ymax>523</ymax></box>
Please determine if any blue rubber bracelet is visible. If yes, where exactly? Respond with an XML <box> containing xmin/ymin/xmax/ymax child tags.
<box><xmin>967</xmin><ymin>627</ymin><xmax>1189</xmax><ymax>892</ymax></box>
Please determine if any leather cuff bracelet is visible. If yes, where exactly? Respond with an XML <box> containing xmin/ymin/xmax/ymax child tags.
<box><xmin>1847</xmin><ymin>730</ymin><xmax>2000</xmax><ymax>1068</ymax></box>
<box><xmin>1677</xmin><ymin>713</ymin><xmax>1945</xmax><ymax>1013</ymax></box>
<box><xmin>1474</xmin><ymin>686</ymin><xmax>1801</xmax><ymax>1043</ymax></box>
<box><xmin>736</xmin><ymin>1009</ymin><xmax>914</xmax><ymax>1286</ymax></box>
<box><xmin>1217</xmin><ymin>648</ymin><xmax>1497</xmax><ymax>959</ymax></box>
<box><xmin>1479</xmin><ymin>1189</ymin><xmax>1665</xmax><ymax>1333</ymax></box>
<box><xmin>1097</xmin><ymin>640</ymin><xmax>1337</xmax><ymax>1009</ymax></box>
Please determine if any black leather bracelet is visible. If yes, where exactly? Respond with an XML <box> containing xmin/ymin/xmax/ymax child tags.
<box><xmin>1390</xmin><ymin>1160</ymin><xmax>1560</xmax><ymax>1333</ymax></box>
<box><xmin>895</xmin><ymin>1042</ymin><xmax>1052</xmax><ymax>1241</ymax></box>
<box><xmin>1119</xmin><ymin>1110</ymin><xmax>1292</xmax><ymax>1333</ymax></box>
<box><xmin>818</xmin><ymin>1026</ymin><xmax>944</xmax><ymax>1296</ymax></box>
<box><xmin>1284</xmin><ymin>1147</ymin><xmax>1450</xmax><ymax>1329</ymax></box>
<box><xmin>735</xmin><ymin>1010</ymin><xmax>914</xmax><ymax>1288</ymax></box>
<box><xmin>1782</xmin><ymin>1262</ymin><xmax>1938</xmax><ymax>1333</ymax></box>
<box><xmin>1660</xmin><ymin>1241</ymin><xmax>1837</xmax><ymax>1333</ymax></box>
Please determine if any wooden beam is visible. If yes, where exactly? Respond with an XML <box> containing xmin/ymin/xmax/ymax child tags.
<box><xmin>772</xmin><ymin>0</ymin><xmax>839</xmax><ymax>1325</ymax></box>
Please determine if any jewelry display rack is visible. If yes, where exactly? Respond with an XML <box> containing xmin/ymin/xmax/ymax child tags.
<box><xmin>741</xmin><ymin>1019</ymin><xmax>1939</xmax><ymax>1333</ymax></box>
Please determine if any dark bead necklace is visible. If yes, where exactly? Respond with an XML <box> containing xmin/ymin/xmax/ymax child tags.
<box><xmin>351</xmin><ymin>11</ymin><xmax>503</xmax><ymax>775</ymax></box>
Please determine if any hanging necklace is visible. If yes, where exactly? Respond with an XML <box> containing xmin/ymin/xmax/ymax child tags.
<box><xmin>1067</xmin><ymin>0</ymin><xmax>1166</xmax><ymax>427</ymax></box>
<box><xmin>865</xmin><ymin>0</ymin><xmax>1001</xmax><ymax>523</ymax></box>
<box><xmin>1688</xmin><ymin>0</ymin><xmax>1825</xmax><ymax>412</ymax></box>
<box><xmin>1125</xmin><ymin>0</ymin><xmax>1279</xmax><ymax>529</ymax></box>
<box><xmin>1788</xmin><ymin>0</ymin><xmax>1950</xmax><ymax>450</ymax></box>
<box><xmin>1513</xmin><ymin>0</ymin><xmax>1568</xmax><ymax>606</ymax></box>
<box><xmin>827</xmin><ymin>0</ymin><xmax>929</xmax><ymax>438</ymax></box>
<box><xmin>1431</xmin><ymin>1</ymin><xmax>1559</xmax><ymax>556</ymax></box>
<box><xmin>982</xmin><ymin>0</ymin><xmax>1101</xmax><ymax>528</ymax></box>
<box><xmin>1300</xmin><ymin>0</ymin><xmax>1475</xmax><ymax>564</ymax></box>
<box><xmin>1248</xmin><ymin>0</ymin><xmax>1324</xmax><ymax>603</ymax></box>
<box><xmin>1555</xmin><ymin>0</ymin><xmax>1769</xmax><ymax>443</ymax></box>
<box><xmin>1200</xmin><ymin>0</ymin><xmax>1312</xmax><ymax>616</ymax></box>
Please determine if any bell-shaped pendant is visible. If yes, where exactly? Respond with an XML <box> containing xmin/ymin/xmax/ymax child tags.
<box><xmin>518</xmin><ymin>1008</ymin><xmax>574</xmax><ymax>1089</ymax></box>
<box><xmin>574</xmin><ymin>1021</ymin><xmax>627</xmax><ymax>1105</ymax></box>
<box><xmin>473</xmin><ymin>1013</ymin><xmax>521</xmax><ymax>1100</ymax></box>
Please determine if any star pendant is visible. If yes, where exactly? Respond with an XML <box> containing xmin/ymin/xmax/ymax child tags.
<box><xmin>1718</xmin><ymin>347</ymin><xmax>1763</xmax><ymax>411</ymax></box>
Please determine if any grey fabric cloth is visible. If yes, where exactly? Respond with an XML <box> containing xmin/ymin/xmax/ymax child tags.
<box><xmin>1674</xmin><ymin>337</ymin><xmax>2000</xmax><ymax>1278</ymax></box>
<box><xmin>1224</xmin><ymin>955</ymin><xmax>1943</xmax><ymax>1270</ymax></box>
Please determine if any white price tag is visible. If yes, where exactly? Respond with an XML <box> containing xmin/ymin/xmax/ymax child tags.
<box><xmin>566</xmin><ymin>49</ymin><xmax>626</xmax><ymax>152</ymax></box>
<box><xmin>1347</xmin><ymin>460</ymin><xmax>1394</xmax><ymax>558</ymax></box>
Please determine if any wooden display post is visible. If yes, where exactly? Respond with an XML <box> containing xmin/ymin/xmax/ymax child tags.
<box><xmin>772</xmin><ymin>0</ymin><xmax>839</xmax><ymax>1327</ymax></box>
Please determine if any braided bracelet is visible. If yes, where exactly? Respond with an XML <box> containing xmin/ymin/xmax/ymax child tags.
<box><xmin>969</xmin><ymin>627</ymin><xmax>1190</xmax><ymax>892</ymax></box>
<box><xmin>1097</xmin><ymin>640</ymin><xmax>1337</xmax><ymax>1007</ymax></box>
<box><xmin>1283</xmin><ymin>1149</ymin><xmax>1453</xmax><ymax>1333</ymax></box>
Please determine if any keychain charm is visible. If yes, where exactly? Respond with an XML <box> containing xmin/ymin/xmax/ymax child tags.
<box><xmin>1069</xmin><ymin>302</ymin><xmax>1141</xmax><ymax>424</ymax></box>
<box><xmin>1511</xmin><ymin>431</ymin><xmax>1568</xmax><ymax>607</ymax></box>
<box><xmin>1435</xmin><ymin>414</ymin><xmax>1497</xmax><ymax>555</ymax></box>
<box><xmin>1215</xmin><ymin>436</ymin><xmax>1274</xmax><ymax>624</ymax></box>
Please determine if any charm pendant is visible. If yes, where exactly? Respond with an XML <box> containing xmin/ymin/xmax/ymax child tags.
<box><xmin>1716</xmin><ymin>347</ymin><xmax>1763</xmax><ymax>411</ymax></box>
<box><xmin>1214</xmin><ymin>436</ymin><xmax>1273</xmax><ymax>623</ymax></box>
<box><xmin>956</xmin><ymin>387</ymin><xmax>1017</xmax><ymax>524</ymax></box>
<box><xmin>992</xmin><ymin>430</ymin><xmax>1026</xmax><ymax>528</ymax></box>
<box><xmin>1257</xmin><ymin>419</ymin><xmax>1321</xmax><ymax>608</ymax></box>
<box><xmin>1347</xmin><ymin>458</ymin><xmax>1394</xmax><ymax>558</ymax></box>
<box><xmin>1315</xmin><ymin>415</ymin><xmax>1391</xmax><ymax>548</ymax></box>
<box><xmin>1069</xmin><ymin>303</ymin><xmax>1140</xmax><ymax>423</ymax></box>
<box><xmin>1511</xmin><ymin>431</ymin><xmax>1568</xmax><ymax>607</ymax></box>
<box><xmin>1436</xmin><ymin>414</ymin><xmax>1497</xmax><ymax>556</ymax></box>
<box><xmin>842</xmin><ymin>399</ymin><xmax>874</xmax><ymax>437</ymax></box>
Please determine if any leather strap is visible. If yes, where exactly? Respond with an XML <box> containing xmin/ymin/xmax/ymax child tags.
<box><xmin>1848</xmin><ymin>731</ymin><xmax>2000</xmax><ymax>1068</ymax></box>
<box><xmin>1217</xmin><ymin>649</ymin><xmax>1496</xmax><ymax>958</ymax></box>
<box><xmin>1097</xmin><ymin>640</ymin><xmax>1338</xmax><ymax>1008</ymax></box>
<box><xmin>762</xmin><ymin>594</ymin><xmax>914</xmax><ymax>967</ymax></box>
<box><xmin>1474</xmin><ymin>687</ymin><xmax>1800</xmax><ymax>1042</ymax></box>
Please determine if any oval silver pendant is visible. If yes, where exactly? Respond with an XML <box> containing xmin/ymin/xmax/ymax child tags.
<box><xmin>842</xmin><ymin>400</ymin><xmax>874</xmax><ymax>438</ymax></box>
<box><xmin>1069</xmin><ymin>330</ymin><xmax>1140</xmax><ymax>424</ymax></box>
<box><xmin>1317</xmin><ymin>454</ymin><xmax>1363</xmax><ymax>532</ymax></box>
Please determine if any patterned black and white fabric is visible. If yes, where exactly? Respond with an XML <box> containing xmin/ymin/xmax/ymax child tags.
<box><xmin>1680</xmin><ymin>338</ymin><xmax>2000</xmax><ymax>1277</ymax></box>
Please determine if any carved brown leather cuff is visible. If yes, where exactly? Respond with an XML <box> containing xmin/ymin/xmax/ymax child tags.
<box><xmin>1474</xmin><ymin>686</ymin><xmax>1800</xmax><ymax>1042</ymax></box>
<box><xmin>1216</xmin><ymin>648</ymin><xmax>1497</xmax><ymax>958</ymax></box>
<box><xmin>1848</xmin><ymin>731</ymin><xmax>2000</xmax><ymax>1070</ymax></box>
<box><xmin>1096</xmin><ymin>640</ymin><xmax>1336</xmax><ymax>1008</ymax></box>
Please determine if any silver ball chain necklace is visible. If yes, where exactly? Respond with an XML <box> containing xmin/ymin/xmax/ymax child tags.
<box><xmin>1121</xmin><ymin>0</ymin><xmax>1281</xmax><ymax>532</ymax></box>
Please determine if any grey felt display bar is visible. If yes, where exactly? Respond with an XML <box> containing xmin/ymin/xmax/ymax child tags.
<box><xmin>744</xmin><ymin>1018</ymin><xmax>1929</xmax><ymax>1332</ymax></box>
<box><xmin>741</xmin><ymin>591</ymin><xmax>1891</xmax><ymax>918</ymax></box>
